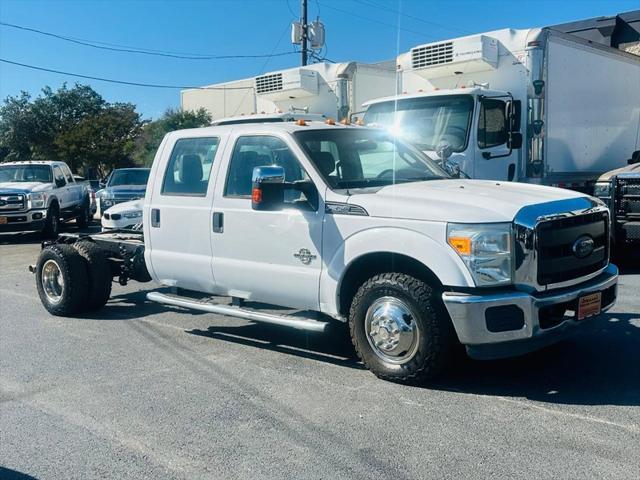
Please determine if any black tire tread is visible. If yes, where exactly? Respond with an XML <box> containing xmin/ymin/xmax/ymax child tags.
<box><xmin>42</xmin><ymin>203</ymin><xmax>59</xmax><ymax>238</ymax></box>
<box><xmin>36</xmin><ymin>244</ymin><xmax>90</xmax><ymax>316</ymax></box>
<box><xmin>72</xmin><ymin>241</ymin><xmax>112</xmax><ymax>310</ymax></box>
<box><xmin>348</xmin><ymin>272</ymin><xmax>455</xmax><ymax>383</ymax></box>
<box><xmin>76</xmin><ymin>197</ymin><xmax>91</xmax><ymax>228</ymax></box>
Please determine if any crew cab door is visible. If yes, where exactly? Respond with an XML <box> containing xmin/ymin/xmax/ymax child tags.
<box><xmin>61</xmin><ymin>164</ymin><xmax>83</xmax><ymax>207</ymax></box>
<box><xmin>146</xmin><ymin>134</ymin><xmax>224</xmax><ymax>293</ymax></box>
<box><xmin>211</xmin><ymin>133</ymin><xmax>324</xmax><ymax>310</ymax></box>
<box><xmin>51</xmin><ymin>165</ymin><xmax>71</xmax><ymax>210</ymax></box>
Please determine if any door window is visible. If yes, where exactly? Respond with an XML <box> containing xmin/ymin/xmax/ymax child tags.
<box><xmin>224</xmin><ymin>135</ymin><xmax>313</xmax><ymax>207</ymax></box>
<box><xmin>478</xmin><ymin>98</ymin><xmax>507</xmax><ymax>149</ymax></box>
<box><xmin>162</xmin><ymin>137</ymin><xmax>220</xmax><ymax>196</ymax></box>
<box><xmin>62</xmin><ymin>165</ymin><xmax>74</xmax><ymax>183</ymax></box>
<box><xmin>52</xmin><ymin>166</ymin><xmax>66</xmax><ymax>187</ymax></box>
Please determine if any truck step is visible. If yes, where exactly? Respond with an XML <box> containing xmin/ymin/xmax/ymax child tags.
<box><xmin>146</xmin><ymin>292</ymin><xmax>330</xmax><ymax>332</ymax></box>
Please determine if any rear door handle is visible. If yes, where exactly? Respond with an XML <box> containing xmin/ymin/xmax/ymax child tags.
<box><xmin>212</xmin><ymin>212</ymin><xmax>223</xmax><ymax>233</ymax></box>
<box><xmin>151</xmin><ymin>208</ymin><xmax>160</xmax><ymax>227</ymax></box>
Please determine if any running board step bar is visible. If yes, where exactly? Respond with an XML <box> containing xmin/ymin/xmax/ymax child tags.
<box><xmin>147</xmin><ymin>292</ymin><xmax>329</xmax><ymax>332</ymax></box>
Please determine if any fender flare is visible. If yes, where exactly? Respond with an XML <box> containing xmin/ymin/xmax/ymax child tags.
<box><xmin>318</xmin><ymin>226</ymin><xmax>474</xmax><ymax>317</ymax></box>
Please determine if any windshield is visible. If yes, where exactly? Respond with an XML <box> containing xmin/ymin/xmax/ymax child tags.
<box><xmin>0</xmin><ymin>164</ymin><xmax>53</xmax><ymax>183</ymax></box>
<box><xmin>108</xmin><ymin>169</ymin><xmax>150</xmax><ymax>187</ymax></box>
<box><xmin>294</xmin><ymin>128</ymin><xmax>449</xmax><ymax>191</ymax></box>
<box><xmin>363</xmin><ymin>95</ymin><xmax>474</xmax><ymax>152</ymax></box>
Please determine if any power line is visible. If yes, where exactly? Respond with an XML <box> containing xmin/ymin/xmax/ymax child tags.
<box><xmin>316</xmin><ymin>1</ymin><xmax>425</xmax><ymax>37</ymax></box>
<box><xmin>350</xmin><ymin>0</ymin><xmax>471</xmax><ymax>35</ymax></box>
<box><xmin>0</xmin><ymin>21</ymin><xmax>298</xmax><ymax>60</ymax></box>
<box><xmin>0</xmin><ymin>58</ymin><xmax>253</xmax><ymax>90</ymax></box>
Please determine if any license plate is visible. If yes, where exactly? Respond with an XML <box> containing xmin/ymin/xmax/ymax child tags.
<box><xmin>577</xmin><ymin>292</ymin><xmax>602</xmax><ymax>320</ymax></box>
<box><xmin>0</xmin><ymin>216</ymin><xmax>7</xmax><ymax>225</ymax></box>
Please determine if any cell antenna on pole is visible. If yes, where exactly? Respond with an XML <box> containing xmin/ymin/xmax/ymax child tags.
<box><xmin>291</xmin><ymin>0</ymin><xmax>324</xmax><ymax>66</ymax></box>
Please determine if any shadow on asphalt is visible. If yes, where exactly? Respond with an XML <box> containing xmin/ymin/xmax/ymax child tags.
<box><xmin>0</xmin><ymin>223</ymin><xmax>101</xmax><ymax>246</ymax></box>
<box><xmin>0</xmin><ymin>467</ymin><xmax>39</xmax><ymax>480</ymax></box>
<box><xmin>188</xmin><ymin>309</ymin><xmax>639</xmax><ymax>406</ymax></box>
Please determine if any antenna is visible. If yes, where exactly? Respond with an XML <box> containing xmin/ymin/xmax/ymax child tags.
<box><xmin>291</xmin><ymin>0</ymin><xmax>325</xmax><ymax>66</ymax></box>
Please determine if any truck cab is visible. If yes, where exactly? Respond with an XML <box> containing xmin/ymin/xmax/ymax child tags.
<box><xmin>34</xmin><ymin>122</ymin><xmax>619</xmax><ymax>383</ymax></box>
<box><xmin>363</xmin><ymin>88</ymin><xmax>522</xmax><ymax>181</ymax></box>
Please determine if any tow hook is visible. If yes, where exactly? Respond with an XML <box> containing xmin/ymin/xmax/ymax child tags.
<box><xmin>28</xmin><ymin>265</ymin><xmax>36</xmax><ymax>274</ymax></box>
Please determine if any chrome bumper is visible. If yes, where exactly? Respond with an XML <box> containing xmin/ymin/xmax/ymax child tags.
<box><xmin>442</xmin><ymin>264</ymin><xmax>618</xmax><ymax>360</ymax></box>
<box><xmin>0</xmin><ymin>209</ymin><xmax>47</xmax><ymax>232</ymax></box>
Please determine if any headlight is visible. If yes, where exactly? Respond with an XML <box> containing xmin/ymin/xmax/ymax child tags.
<box><xmin>447</xmin><ymin>223</ymin><xmax>513</xmax><ymax>286</ymax></box>
<box><xmin>28</xmin><ymin>192</ymin><xmax>46</xmax><ymax>208</ymax></box>
<box><xmin>593</xmin><ymin>182</ymin><xmax>611</xmax><ymax>198</ymax></box>
<box><xmin>122</xmin><ymin>210</ymin><xmax>142</xmax><ymax>219</ymax></box>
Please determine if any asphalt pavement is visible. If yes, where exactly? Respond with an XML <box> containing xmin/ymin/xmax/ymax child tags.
<box><xmin>1</xmin><ymin>228</ymin><xmax>639</xmax><ymax>480</ymax></box>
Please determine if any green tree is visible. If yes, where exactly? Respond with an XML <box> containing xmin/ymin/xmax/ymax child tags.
<box><xmin>133</xmin><ymin>108</ymin><xmax>211</xmax><ymax>166</ymax></box>
<box><xmin>0</xmin><ymin>84</ymin><xmax>142</xmax><ymax>175</ymax></box>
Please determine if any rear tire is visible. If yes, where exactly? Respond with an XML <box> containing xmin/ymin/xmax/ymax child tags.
<box><xmin>348</xmin><ymin>273</ymin><xmax>456</xmax><ymax>383</ymax></box>
<box><xmin>42</xmin><ymin>203</ymin><xmax>60</xmax><ymax>239</ymax></box>
<box><xmin>76</xmin><ymin>198</ymin><xmax>91</xmax><ymax>229</ymax></box>
<box><xmin>72</xmin><ymin>241</ymin><xmax>112</xmax><ymax>311</ymax></box>
<box><xmin>36</xmin><ymin>244</ymin><xmax>90</xmax><ymax>316</ymax></box>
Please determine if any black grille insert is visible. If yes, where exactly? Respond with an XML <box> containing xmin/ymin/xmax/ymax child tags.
<box><xmin>537</xmin><ymin>212</ymin><xmax>608</xmax><ymax>285</ymax></box>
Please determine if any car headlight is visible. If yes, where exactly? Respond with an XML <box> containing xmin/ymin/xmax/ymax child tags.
<box><xmin>593</xmin><ymin>182</ymin><xmax>611</xmax><ymax>198</ymax></box>
<box><xmin>447</xmin><ymin>223</ymin><xmax>513</xmax><ymax>286</ymax></box>
<box><xmin>28</xmin><ymin>192</ymin><xmax>46</xmax><ymax>208</ymax></box>
<box><xmin>122</xmin><ymin>210</ymin><xmax>142</xmax><ymax>219</ymax></box>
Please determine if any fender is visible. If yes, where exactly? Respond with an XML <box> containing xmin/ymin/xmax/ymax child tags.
<box><xmin>319</xmin><ymin>226</ymin><xmax>474</xmax><ymax>317</ymax></box>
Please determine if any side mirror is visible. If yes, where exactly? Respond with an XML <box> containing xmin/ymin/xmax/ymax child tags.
<box><xmin>505</xmin><ymin>100</ymin><xmax>521</xmax><ymax>132</ymax></box>
<box><xmin>55</xmin><ymin>178</ymin><xmax>66</xmax><ymax>188</ymax></box>
<box><xmin>628</xmin><ymin>150</ymin><xmax>640</xmax><ymax>165</ymax></box>
<box><xmin>436</xmin><ymin>141</ymin><xmax>453</xmax><ymax>163</ymax></box>
<box><xmin>508</xmin><ymin>132</ymin><xmax>523</xmax><ymax>150</ymax></box>
<box><xmin>251</xmin><ymin>166</ymin><xmax>285</xmax><ymax>211</ymax></box>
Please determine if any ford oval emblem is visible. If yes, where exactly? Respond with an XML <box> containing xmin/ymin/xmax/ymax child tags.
<box><xmin>572</xmin><ymin>235</ymin><xmax>595</xmax><ymax>259</ymax></box>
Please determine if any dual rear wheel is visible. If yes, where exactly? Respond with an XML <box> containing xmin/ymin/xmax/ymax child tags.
<box><xmin>36</xmin><ymin>242</ymin><xmax>112</xmax><ymax>316</ymax></box>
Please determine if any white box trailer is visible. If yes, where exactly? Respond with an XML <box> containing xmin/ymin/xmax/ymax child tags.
<box><xmin>362</xmin><ymin>25</ymin><xmax>640</xmax><ymax>191</ymax></box>
<box><xmin>181</xmin><ymin>61</ymin><xmax>397</xmax><ymax>123</ymax></box>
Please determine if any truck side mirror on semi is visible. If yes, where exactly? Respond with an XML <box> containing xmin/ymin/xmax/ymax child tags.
<box><xmin>508</xmin><ymin>132</ymin><xmax>523</xmax><ymax>150</ymax></box>
<box><xmin>505</xmin><ymin>100</ymin><xmax>521</xmax><ymax>132</ymax></box>
<box><xmin>251</xmin><ymin>166</ymin><xmax>285</xmax><ymax>211</ymax></box>
<box><xmin>629</xmin><ymin>151</ymin><xmax>640</xmax><ymax>165</ymax></box>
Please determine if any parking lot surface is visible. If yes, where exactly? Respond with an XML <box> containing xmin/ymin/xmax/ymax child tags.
<box><xmin>1</xmin><ymin>229</ymin><xmax>639</xmax><ymax>480</ymax></box>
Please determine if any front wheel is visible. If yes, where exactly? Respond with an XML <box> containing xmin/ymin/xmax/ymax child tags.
<box><xmin>76</xmin><ymin>198</ymin><xmax>91</xmax><ymax>228</ymax></box>
<box><xmin>349</xmin><ymin>273</ymin><xmax>456</xmax><ymax>383</ymax></box>
<box><xmin>42</xmin><ymin>203</ymin><xmax>60</xmax><ymax>238</ymax></box>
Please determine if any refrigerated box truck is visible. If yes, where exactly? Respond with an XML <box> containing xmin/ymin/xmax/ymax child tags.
<box><xmin>181</xmin><ymin>61</ymin><xmax>397</xmax><ymax>123</ymax></box>
<box><xmin>362</xmin><ymin>22</ymin><xmax>640</xmax><ymax>192</ymax></box>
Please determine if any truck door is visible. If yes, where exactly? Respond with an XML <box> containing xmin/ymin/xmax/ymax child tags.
<box><xmin>211</xmin><ymin>134</ymin><xmax>324</xmax><ymax>311</ymax></box>
<box><xmin>61</xmin><ymin>164</ymin><xmax>82</xmax><ymax>207</ymax></box>
<box><xmin>473</xmin><ymin>97</ymin><xmax>518</xmax><ymax>181</ymax></box>
<box><xmin>51</xmin><ymin>165</ymin><xmax>70</xmax><ymax>211</ymax></box>
<box><xmin>146</xmin><ymin>135</ymin><xmax>223</xmax><ymax>293</ymax></box>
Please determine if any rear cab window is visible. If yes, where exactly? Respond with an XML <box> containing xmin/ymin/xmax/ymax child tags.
<box><xmin>162</xmin><ymin>137</ymin><xmax>220</xmax><ymax>196</ymax></box>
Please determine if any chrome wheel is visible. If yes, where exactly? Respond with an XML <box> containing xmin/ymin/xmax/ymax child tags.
<box><xmin>41</xmin><ymin>259</ymin><xmax>64</xmax><ymax>304</ymax></box>
<box><xmin>365</xmin><ymin>297</ymin><xmax>420</xmax><ymax>364</ymax></box>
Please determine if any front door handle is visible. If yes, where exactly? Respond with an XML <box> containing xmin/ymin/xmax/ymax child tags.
<box><xmin>212</xmin><ymin>212</ymin><xmax>223</xmax><ymax>233</ymax></box>
<box><xmin>151</xmin><ymin>208</ymin><xmax>160</xmax><ymax>227</ymax></box>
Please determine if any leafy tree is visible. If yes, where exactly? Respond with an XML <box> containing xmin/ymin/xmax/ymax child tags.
<box><xmin>0</xmin><ymin>84</ymin><xmax>142</xmax><ymax>176</ymax></box>
<box><xmin>133</xmin><ymin>108</ymin><xmax>211</xmax><ymax>166</ymax></box>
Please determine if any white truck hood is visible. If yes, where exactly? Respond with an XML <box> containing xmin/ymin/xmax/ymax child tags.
<box><xmin>0</xmin><ymin>181</ymin><xmax>54</xmax><ymax>193</ymax></box>
<box><xmin>347</xmin><ymin>179</ymin><xmax>587</xmax><ymax>223</ymax></box>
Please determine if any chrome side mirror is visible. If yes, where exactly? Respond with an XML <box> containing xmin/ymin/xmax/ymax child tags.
<box><xmin>251</xmin><ymin>166</ymin><xmax>285</xmax><ymax>211</ymax></box>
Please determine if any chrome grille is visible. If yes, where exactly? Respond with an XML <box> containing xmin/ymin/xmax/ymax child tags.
<box><xmin>0</xmin><ymin>194</ymin><xmax>26</xmax><ymax>212</ymax></box>
<box><xmin>617</xmin><ymin>177</ymin><xmax>640</xmax><ymax>218</ymax></box>
<box><xmin>514</xmin><ymin>198</ymin><xmax>610</xmax><ymax>291</ymax></box>
<box><xmin>411</xmin><ymin>42</ymin><xmax>453</xmax><ymax>69</ymax></box>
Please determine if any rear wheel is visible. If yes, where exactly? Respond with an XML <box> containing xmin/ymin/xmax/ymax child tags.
<box><xmin>76</xmin><ymin>198</ymin><xmax>91</xmax><ymax>228</ymax></box>
<box><xmin>349</xmin><ymin>273</ymin><xmax>456</xmax><ymax>383</ymax></box>
<box><xmin>36</xmin><ymin>244</ymin><xmax>90</xmax><ymax>316</ymax></box>
<box><xmin>42</xmin><ymin>203</ymin><xmax>60</xmax><ymax>238</ymax></box>
<box><xmin>72</xmin><ymin>241</ymin><xmax>112</xmax><ymax>310</ymax></box>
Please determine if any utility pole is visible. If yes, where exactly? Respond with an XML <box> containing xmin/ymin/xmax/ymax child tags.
<box><xmin>301</xmin><ymin>0</ymin><xmax>308</xmax><ymax>66</ymax></box>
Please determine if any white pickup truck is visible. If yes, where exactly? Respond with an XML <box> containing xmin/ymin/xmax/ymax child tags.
<box><xmin>32</xmin><ymin>122</ymin><xmax>618</xmax><ymax>382</ymax></box>
<box><xmin>0</xmin><ymin>160</ymin><xmax>92</xmax><ymax>237</ymax></box>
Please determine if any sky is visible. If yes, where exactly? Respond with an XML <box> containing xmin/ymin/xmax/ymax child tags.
<box><xmin>0</xmin><ymin>0</ymin><xmax>638</xmax><ymax>119</ymax></box>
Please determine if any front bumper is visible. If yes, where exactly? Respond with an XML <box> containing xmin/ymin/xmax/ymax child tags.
<box><xmin>442</xmin><ymin>264</ymin><xmax>618</xmax><ymax>359</ymax></box>
<box><xmin>0</xmin><ymin>210</ymin><xmax>46</xmax><ymax>233</ymax></box>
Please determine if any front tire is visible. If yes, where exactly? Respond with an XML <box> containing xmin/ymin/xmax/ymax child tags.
<box><xmin>42</xmin><ymin>203</ymin><xmax>60</xmax><ymax>239</ymax></box>
<box><xmin>76</xmin><ymin>198</ymin><xmax>91</xmax><ymax>229</ymax></box>
<box><xmin>349</xmin><ymin>273</ymin><xmax>455</xmax><ymax>383</ymax></box>
<box><xmin>36</xmin><ymin>244</ymin><xmax>90</xmax><ymax>316</ymax></box>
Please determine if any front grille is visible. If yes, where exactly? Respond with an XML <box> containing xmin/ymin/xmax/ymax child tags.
<box><xmin>255</xmin><ymin>73</ymin><xmax>283</xmax><ymax>94</ymax></box>
<box><xmin>0</xmin><ymin>194</ymin><xmax>26</xmax><ymax>212</ymax></box>
<box><xmin>617</xmin><ymin>177</ymin><xmax>640</xmax><ymax>219</ymax></box>
<box><xmin>411</xmin><ymin>42</ymin><xmax>453</xmax><ymax>69</ymax></box>
<box><xmin>537</xmin><ymin>212</ymin><xmax>608</xmax><ymax>285</ymax></box>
